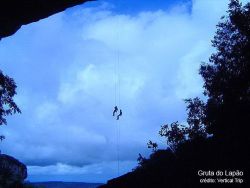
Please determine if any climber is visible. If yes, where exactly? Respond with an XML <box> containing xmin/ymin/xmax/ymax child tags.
<box><xmin>113</xmin><ymin>106</ymin><xmax>118</xmax><ymax>116</ymax></box>
<box><xmin>0</xmin><ymin>135</ymin><xmax>5</xmax><ymax>142</ymax></box>
<box><xmin>117</xmin><ymin>109</ymin><xmax>122</xmax><ymax>120</ymax></box>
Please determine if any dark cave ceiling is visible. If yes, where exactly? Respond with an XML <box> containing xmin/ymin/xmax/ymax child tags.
<box><xmin>0</xmin><ymin>0</ymin><xmax>91</xmax><ymax>40</ymax></box>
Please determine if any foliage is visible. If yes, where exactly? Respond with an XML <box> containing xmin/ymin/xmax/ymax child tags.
<box><xmin>158</xmin><ymin>98</ymin><xmax>207</xmax><ymax>151</ymax></box>
<box><xmin>147</xmin><ymin>140</ymin><xmax>158</xmax><ymax>152</ymax></box>
<box><xmin>159</xmin><ymin>122</ymin><xmax>186</xmax><ymax>151</ymax></box>
<box><xmin>0</xmin><ymin>70</ymin><xmax>21</xmax><ymax>126</ymax></box>
<box><xmin>137</xmin><ymin>153</ymin><xmax>147</xmax><ymax>168</ymax></box>
<box><xmin>184</xmin><ymin>97</ymin><xmax>207</xmax><ymax>140</ymax></box>
<box><xmin>200</xmin><ymin>0</ymin><xmax>250</xmax><ymax>141</ymax></box>
<box><xmin>0</xmin><ymin>70</ymin><xmax>21</xmax><ymax>185</ymax></box>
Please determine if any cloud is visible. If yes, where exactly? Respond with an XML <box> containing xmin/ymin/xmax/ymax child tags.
<box><xmin>28</xmin><ymin>160</ymin><xmax>137</xmax><ymax>182</ymax></box>
<box><xmin>0</xmin><ymin>0</ymin><xmax>243</xmax><ymax>183</ymax></box>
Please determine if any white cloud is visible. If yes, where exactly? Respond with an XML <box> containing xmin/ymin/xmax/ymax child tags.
<box><xmin>175</xmin><ymin>40</ymin><xmax>210</xmax><ymax>99</ymax></box>
<box><xmin>28</xmin><ymin>160</ymin><xmax>137</xmax><ymax>182</ymax></box>
<box><xmin>36</xmin><ymin>102</ymin><xmax>59</xmax><ymax>122</ymax></box>
<box><xmin>28</xmin><ymin>160</ymin><xmax>136</xmax><ymax>176</ymax></box>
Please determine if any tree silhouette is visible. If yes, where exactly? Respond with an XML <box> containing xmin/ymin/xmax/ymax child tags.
<box><xmin>184</xmin><ymin>97</ymin><xmax>207</xmax><ymax>140</ymax></box>
<box><xmin>158</xmin><ymin>98</ymin><xmax>207</xmax><ymax>151</ymax></box>
<box><xmin>99</xmin><ymin>1</ymin><xmax>250</xmax><ymax>187</ymax></box>
<box><xmin>159</xmin><ymin>121</ymin><xmax>186</xmax><ymax>151</ymax></box>
<box><xmin>137</xmin><ymin>153</ymin><xmax>147</xmax><ymax>168</ymax></box>
<box><xmin>0</xmin><ymin>71</ymin><xmax>24</xmax><ymax>188</ymax></box>
<box><xmin>147</xmin><ymin>140</ymin><xmax>158</xmax><ymax>152</ymax></box>
<box><xmin>0</xmin><ymin>70</ymin><xmax>20</xmax><ymax>153</ymax></box>
<box><xmin>0</xmin><ymin>70</ymin><xmax>21</xmax><ymax>126</ymax></box>
<box><xmin>200</xmin><ymin>0</ymin><xmax>250</xmax><ymax>144</ymax></box>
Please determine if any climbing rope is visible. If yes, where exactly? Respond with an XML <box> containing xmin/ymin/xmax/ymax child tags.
<box><xmin>113</xmin><ymin>15</ymin><xmax>122</xmax><ymax>177</ymax></box>
<box><xmin>116</xmin><ymin>116</ymin><xmax>120</xmax><ymax>176</ymax></box>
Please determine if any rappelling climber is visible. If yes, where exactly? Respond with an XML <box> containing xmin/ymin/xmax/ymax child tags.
<box><xmin>117</xmin><ymin>109</ymin><xmax>122</xmax><ymax>120</ymax></box>
<box><xmin>0</xmin><ymin>135</ymin><xmax>5</xmax><ymax>142</ymax></box>
<box><xmin>113</xmin><ymin>106</ymin><xmax>118</xmax><ymax>116</ymax></box>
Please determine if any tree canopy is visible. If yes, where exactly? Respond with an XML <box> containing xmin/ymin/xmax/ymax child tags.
<box><xmin>0</xmin><ymin>70</ymin><xmax>20</xmax><ymax>126</ymax></box>
<box><xmin>200</xmin><ymin>0</ymin><xmax>250</xmax><ymax>143</ymax></box>
<box><xmin>0</xmin><ymin>70</ymin><xmax>20</xmax><ymax>146</ymax></box>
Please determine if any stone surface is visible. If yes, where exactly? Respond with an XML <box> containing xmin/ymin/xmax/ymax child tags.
<box><xmin>0</xmin><ymin>0</ymin><xmax>90</xmax><ymax>40</ymax></box>
<box><xmin>0</xmin><ymin>154</ymin><xmax>27</xmax><ymax>181</ymax></box>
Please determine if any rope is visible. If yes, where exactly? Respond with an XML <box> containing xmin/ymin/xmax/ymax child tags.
<box><xmin>114</xmin><ymin>14</ymin><xmax>121</xmax><ymax>177</ymax></box>
<box><xmin>117</xmin><ymin>118</ymin><xmax>120</xmax><ymax>176</ymax></box>
<box><xmin>114</xmin><ymin>42</ymin><xmax>117</xmax><ymax>107</ymax></box>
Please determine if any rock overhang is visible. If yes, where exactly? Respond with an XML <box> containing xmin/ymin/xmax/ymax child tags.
<box><xmin>0</xmin><ymin>0</ymin><xmax>92</xmax><ymax>40</ymax></box>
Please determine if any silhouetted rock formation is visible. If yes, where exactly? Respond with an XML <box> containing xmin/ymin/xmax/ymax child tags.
<box><xmin>0</xmin><ymin>154</ymin><xmax>27</xmax><ymax>187</ymax></box>
<box><xmin>99</xmin><ymin>138</ymin><xmax>248</xmax><ymax>188</ymax></box>
<box><xmin>0</xmin><ymin>0</ymin><xmax>90</xmax><ymax>40</ymax></box>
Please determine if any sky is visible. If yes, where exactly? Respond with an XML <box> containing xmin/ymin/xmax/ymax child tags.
<box><xmin>0</xmin><ymin>0</ymin><xmax>248</xmax><ymax>184</ymax></box>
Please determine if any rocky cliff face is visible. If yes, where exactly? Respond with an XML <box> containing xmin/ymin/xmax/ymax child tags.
<box><xmin>0</xmin><ymin>154</ymin><xmax>27</xmax><ymax>185</ymax></box>
<box><xmin>0</xmin><ymin>0</ymin><xmax>90</xmax><ymax>40</ymax></box>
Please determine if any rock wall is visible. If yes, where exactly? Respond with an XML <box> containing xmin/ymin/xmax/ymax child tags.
<box><xmin>0</xmin><ymin>154</ymin><xmax>27</xmax><ymax>183</ymax></box>
<box><xmin>0</xmin><ymin>0</ymin><xmax>90</xmax><ymax>40</ymax></box>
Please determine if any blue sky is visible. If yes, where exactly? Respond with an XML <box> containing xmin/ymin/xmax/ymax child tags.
<box><xmin>0</xmin><ymin>0</ymin><xmax>248</xmax><ymax>184</ymax></box>
<box><xmin>83</xmin><ymin>0</ymin><xmax>192</xmax><ymax>14</ymax></box>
